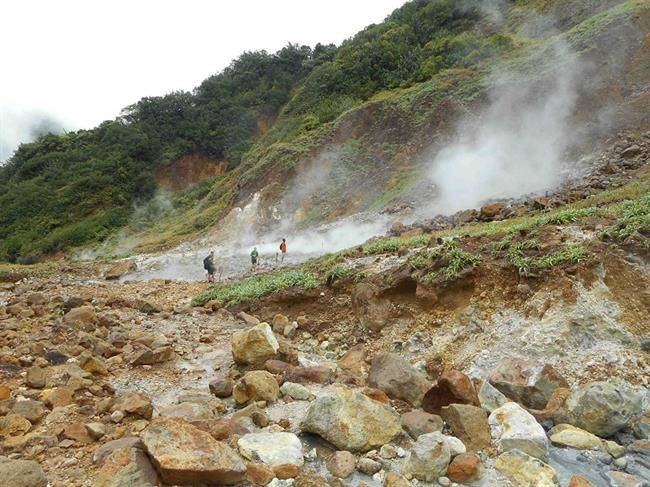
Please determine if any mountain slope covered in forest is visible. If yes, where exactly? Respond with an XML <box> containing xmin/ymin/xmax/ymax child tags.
<box><xmin>1</xmin><ymin>0</ymin><xmax>649</xmax><ymax>263</ymax></box>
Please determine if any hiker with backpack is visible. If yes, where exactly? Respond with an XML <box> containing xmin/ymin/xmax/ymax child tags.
<box><xmin>203</xmin><ymin>251</ymin><xmax>216</xmax><ymax>283</ymax></box>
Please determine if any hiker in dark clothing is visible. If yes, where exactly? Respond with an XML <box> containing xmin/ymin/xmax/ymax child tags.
<box><xmin>250</xmin><ymin>247</ymin><xmax>259</xmax><ymax>270</ymax></box>
<box><xmin>203</xmin><ymin>251</ymin><xmax>216</xmax><ymax>283</ymax></box>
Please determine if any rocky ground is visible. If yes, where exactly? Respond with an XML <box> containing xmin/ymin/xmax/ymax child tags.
<box><xmin>0</xmin><ymin>133</ymin><xmax>649</xmax><ymax>487</ymax></box>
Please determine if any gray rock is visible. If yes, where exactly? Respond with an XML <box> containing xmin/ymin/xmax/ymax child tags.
<box><xmin>301</xmin><ymin>384</ymin><xmax>401</xmax><ymax>452</ymax></box>
<box><xmin>0</xmin><ymin>458</ymin><xmax>48</xmax><ymax>487</ymax></box>
<box><xmin>478</xmin><ymin>381</ymin><xmax>508</xmax><ymax>413</ymax></box>
<box><xmin>489</xmin><ymin>402</ymin><xmax>549</xmax><ymax>460</ymax></box>
<box><xmin>401</xmin><ymin>432</ymin><xmax>453</xmax><ymax>482</ymax></box>
<box><xmin>237</xmin><ymin>432</ymin><xmax>303</xmax><ymax>468</ymax></box>
<box><xmin>93</xmin><ymin>437</ymin><xmax>143</xmax><ymax>465</ymax></box>
<box><xmin>367</xmin><ymin>353</ymin><xmax>430</xmax><ymax>406</ymax></box>
<box><xmin>555</xmin><ymin>379</ymin><xmax>643</xmax><ymax>437</ymax></box>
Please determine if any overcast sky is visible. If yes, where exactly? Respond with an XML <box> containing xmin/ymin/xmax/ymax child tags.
<box><xmin>0</xmin><ymin>0</ymin><xmax>405</xmax><ymax>161</ymax></box>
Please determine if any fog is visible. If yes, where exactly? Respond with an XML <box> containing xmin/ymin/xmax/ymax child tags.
<box><xmin>0</xmin><ymin>105</ymin><xmax>66</xmax><ymax>162</ymax></box>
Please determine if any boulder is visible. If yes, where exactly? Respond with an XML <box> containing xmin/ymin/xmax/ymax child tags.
<box><xmin>327</xmin><ymin>450</ymin><xmax>356</xmax><ymax>479</ymax></box>
<box><xmin>367</xmin><ymin>353</ymin><xmax>430</xmax><ymax>406</ymax></box>
<box><xmin>301</xmin><ymin>384</ymin><xmax>401</xmax><ymax>452</ymax></box>
<box><xmin>401</xmin><ymin>410</ymin><xmax>443</xmax><ymax>439</ymax></box>
<box><xmin>548</xmin><ymin>424</ymin><xmax>603</xmax><ymax>451</ymax></box>
<box><xmin>555</xmin><ymin>379</ymin><xmax>643</xmax><ymax>437</ymax></box>
<box><xmin>401</xmin><ymin>432</ymin><xmax>452</xmax><ymax>482</ymax></box>
<box><xmin>63</xmin><ymin>305</ymin><xmax>97</xmax><ymax>325</ymax></box>
<box><xmin>140</xmin><ymin>418</ymin><xmax>246</xmax><ymax>485</ymax></box>
<box><xmin>480</xmin><ymin>203</ymin><xmax>504</xmax><ymax>219</ymax></box>
<box><xmin>105</xmin><ymin>260</ymin><xmax>137</xmax><ymax>280</ymax></box>
<box><xmin>495</xmin><ymin>450</ymin><xmax>558</xmax><ymax>486</ymax></box>
<box><xmin>441</xmin><ymin>404</ymin><xmax>491</xmax><ymax>451</ymax></box>
<box><xmin>447</xmin><ymin>452</ymin><xmax>483</xmax><ymax>483</ymax></box>
<box><xmin>232</xmin><ymin>323</ymin><xmax>279</xmax><ymax>365</ymax></box>
<box><xmin>605</xmin><ymin>471</ymin><xmax>646</xmax><ymax>487</ymax></box>
<box><xmin>489</xmin><ymin>402</ymin><xmax>549</xmax><ymax>460</ymax></box>
<box><xmin>422</xmin><ymin>369</ymin><xmax>479</xmax><ymax>415</ymax></box>
<box><xmin>233</xmin><ymin>371</ymin><xmax>279</xmax><ymax>405</ymax></box>
<box><xmin>95</xmin><ymin>446</ymin><xmax>160</xmax><ymax>487</ymax></box>
<box><xmin>0</xmin><ymin>458</ymin><xmax>48</xmax><ymax>487</ymax></box>
<box><xmin>238</xmin><ymin>432</ymin><xmax>303</xmax><ymax>469</ymax></box>
<box><xmin>488</xmin><ymin>358</ymin><xmax>569</xmax><ymax>410</ymax></box>
<box><xmin>351</xmin><ymin>282</ymin><xmax>392</xmax><ymax>331</ymax></box>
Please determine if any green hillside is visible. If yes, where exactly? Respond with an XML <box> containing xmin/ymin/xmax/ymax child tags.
<box><xmin>1</xmin><ymin>0</ymin><xmax>648</xmax><ymax>263</ymax></box>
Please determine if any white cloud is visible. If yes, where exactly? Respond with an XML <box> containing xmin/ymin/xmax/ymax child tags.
<box><xmin>0</xmin><ymin>0</ymin><xmax>405</xmax><ymax>161</ymax></box>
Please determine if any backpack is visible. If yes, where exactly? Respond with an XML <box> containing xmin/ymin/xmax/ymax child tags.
<box><xmin>203</xmin><ymin>256</ymin><xmax>211</xmax><ymax>270</ymax></box>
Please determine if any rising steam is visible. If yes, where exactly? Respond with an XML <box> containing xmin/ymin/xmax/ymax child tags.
<box><xmin>428</xmin><ymin>41</ymin><xmax>583</xmax><ymax>215</ymax></box>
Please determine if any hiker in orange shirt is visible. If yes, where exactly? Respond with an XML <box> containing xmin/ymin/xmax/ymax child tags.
<box><xmin>280</xmin><ymin>238</ymin><xmax>287</xmax><ymax>263</ymax></box>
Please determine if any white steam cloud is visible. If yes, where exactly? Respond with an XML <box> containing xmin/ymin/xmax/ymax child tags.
<box><xmin>0</xmin><ymin>103</ymin><xmax>66</xmax><ymax>163</ymax></box>
<box><xmin>428</xmin><ymin>42</ymin><xmax>583</xmax><ymax>215</ymax></box>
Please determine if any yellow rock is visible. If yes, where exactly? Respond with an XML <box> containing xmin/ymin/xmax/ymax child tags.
<box><xmin>495</xmin><ymin>450</ymin><xmax>558</xmax><ymax>487</ymax></box>
<box><xmin>549</xmin><ymin>424</ymin><xmax>603</xmax><ymax>451</ymax></box>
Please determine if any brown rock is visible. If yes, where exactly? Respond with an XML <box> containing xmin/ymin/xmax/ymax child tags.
<box><xmin>63</xmin><ymin>306</ymin><xmax>97</xmax><ymax>325</ymax></box>
<box><xmin>337</xmin><ymin>345</ymin><xmax>367</xmax><ymax>375</ymax></box>
<box><xmin>480</xmin><ymin>203</ymin><xmax>504</xmax><ymax>219</ymax></box>
<box><xmin>488</xmin><ymin>358</ymin><xmax>569</xmax><ymax>410</ymax></box>
<box><xmin>0</xmin><ymin>414</ymin><xmax>31</xmax><ymax>436</ymax></box>
<box><xmin>246</xmin><ymin>462</ymin><xmax>274</xmax><ymax>485</ymax></box>
<box><xmin>362</xmin><ymin>387</ymin><xmax>391</xmax><ymax>404</ymax></box>
<box><xmin>286</xmin><ymin>365</ymin><xmax>333</xmax><ymax>384</ymax></box>
<box><xmin>79</xmin><ymin>352</ymin><xmax>109</xmax><ymax>375</ymax></box>
<box><xmin>140</xmin><ymin>418</ymin><xmax>246</xmax><ymax>485</ymax></box>
<box><xmin>233</xmin><ymin>371</ymin><xmax>280</xmax><ymax>405</ymax></box>
<box><xmin>265</xmin><ymin>359</ymin><xmax>294</xmax><ymax>375</ymax></box>
<box><xmin>191</xmin><ymin>418</ymin><xmax>250</xmax><ymax>441</ymax></box>
<box><xmin>401</xmin><ymin>410</ymin><xmax>443</xmax><ymax>439</ymax></box>
<box><xmin>238</xmin><ymin>311</ymin><xmax>261</xmax><ymax>325</ymax></box>
<box><xmin>209</xmin><ymin>377</ymin><xmax>234</xmax><ymax>398</ymax></box>
<box><xmin>367</xmin><ymin>353</ymin><xmax>430</xmax><ymax>406</ymax></box>
<box><xmin>327</xmin><ymin>450</ymin><xmax>356</xmax><ymax>478</ymax></box>
<box><xmin>63</xmin><ymin>423</ymin><xmax>92</xmax><ymax>444</ymax></box>
<box><xmin>25</xmin><ymin>366</ymin><xmax>46</xmax><ymax>389</ymax></box>
<box><xmin>273</xmin><ymin>464</ymin><xmax>300</xmax><ymax>479</ymax></box>
<box><xmin>447</xmin><ymin>452</ymin><xmax>483</xmax><ymax>483</ymax></box>
<box><xmin>384</xmin><ymin>472</ymin><xmax>411</xmax><ymax>487</ymax></box>
<box><xmin>232</xmin><ymin>323</ymin><xmax>279</xmax><ymax>366</ymax></box>
<box><xmin>528</xmin><ymin>387</ymin><xmax>571</xmax><ymax>422</ymax></box>
<box><xmin>152</xmin><ymin>346</ymin><xmax>175</xmax><ymax>363</ymax></box>
<box><xmin>568</xmin><ymin>476</ymin><xmax>596</xmax><ymax>487</ymax></box>
<box><xmin>422</xmin><ymin>370</ymin><xmax>479</xmax><ymax>415</ymax></box>
<box><xmin>441</xmin><ymin>404</ymin><xmax>491</xmax><ymax>451</ymax></box>
<box><xmin>0</xmin><ymin>385</ymin><xmax>10</xmax><ymax>400</ymax></box>
<box><xmin>12</xmin><ymin>400</ymin><xmax>46</xmax><ymax>423</ymax></box>
<box><xmin>112</xmin><ymin>392</ymin><xmax>153</xmax><ymax>419</ymax></box>
<box><xmin>40</xmin><ymin>387</ymin><xmax>74</xmax><ymax>408</ymax></box>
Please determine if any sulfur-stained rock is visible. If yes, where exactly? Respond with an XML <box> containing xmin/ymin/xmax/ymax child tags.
<box><xmin>140</xmin><ymin>418</ymin><xmax>246</xmax><ymax>485</ymax></box>
<box><xmin>367</xmin><ymin>353</ymin><xmax>430</xmax><ymax>406</ymax></box>
<box><xmin>232</xmin><ymin>323</ymin><xmax>279</xmax><ymax>365</ymax></box>
<box><xmin>489</xmin><ymin>402</ymin><xmax>549</xmax><ymax>460</ymax></box>
<box><xmin>233</xmin><ymin>370</ymin><xmax>280</xmax><ymax>405</ymax></box>
<box><xmin>549</xmin><ymin>424</ymin><xmax>603</xmax><ymax>450</ymax></box>
<box><xmin>568</xmin><ymin>476</ymin><xmax>596</xmax><ymax>487</ymax></box>
<box><xmin>105</xmin><ymin>260</ymin><xmax>137</xmax><ymax>280</ymax></box>
<box><xmin>92</xmin><ymin>437</ymin><xmax>143</xmax><ymax>465</ymax></box>
<box><xmin>301</xmin><ymin>384</ymin><xmax>400</xmax><ymax>452</ymax></box>
<box><xmin>0</xmin><ymin>413</ymin><xmax>31</xmax><ymax>436</ymax></box>
<box><xmin>246</xmin><ymin>463</ymin><xmax>274</xmax><ymax>485</ymax></box>
<box><xmin>11</xmin><ymin>400</ymin><xmax>46</xmax><ymax>424</ymax></box>
<box><xmin>238</xmin><ymin>432</ymin><xmax>303</xmax><ymax>468</ymax></box>
<box><xmin>495</xmin><ymin>450</ymin><xmax>558</xmax><ymax>486</ymax></box>
<box><xmin>79</xmin><ymin>352</ymin><xmax>109</xmax><ymax>375</ymax></box>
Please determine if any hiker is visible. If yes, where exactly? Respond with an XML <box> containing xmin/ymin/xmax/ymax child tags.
<box><xmin>203</xmin><ymin>251</ymin><xmax>216</xmax><ymax>283</ymax></box>
<box><xmin>280</xmin><ymin>238</ymin><xmax>287</xmax><ymax>262</ymax></box>
<box><xmin>250</xmin><ymin>247</ymin><xmax>259</xmax><ymax>270</ymax></box>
